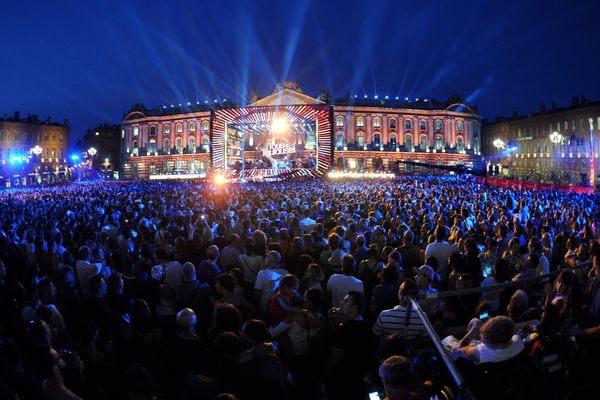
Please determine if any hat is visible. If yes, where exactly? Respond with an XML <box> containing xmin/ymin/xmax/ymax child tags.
<box><xmin>328</xmin><ymin>248</ymin><xmax>347</xmax><ymax>266</ymax></box>
<box><xmin>413</xmin><ymin>265</ymin><xmax>435</xmax><ymax>281</ymax></box>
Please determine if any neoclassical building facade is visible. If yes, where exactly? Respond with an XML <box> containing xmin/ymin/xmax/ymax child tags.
<box><xmin>121</xmin><ymin>85</ymin><xmax>482</xmax><ymax>179</ymax></box>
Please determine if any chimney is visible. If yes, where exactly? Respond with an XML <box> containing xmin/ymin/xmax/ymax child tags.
<box><xmin>14</xmin><ymin>111</ymin><xmax>20</xmax><ymax>120</ymax></box>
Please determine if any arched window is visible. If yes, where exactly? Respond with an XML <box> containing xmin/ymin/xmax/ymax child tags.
<box><xmin>419</xmin><ymin>120</ymin><xmax>427</xmax><ymax>131</ymax></box>
<box><xmin>357</xmin><ymin>132</ymin><xmax>365</xmax><ymax>148</ymax></box>
<box><xmin>176</xmin><ymin>137</ymin><xmax>183</xmax><ymax>153</ymax></box>
<box><xmin>373</xmin><ymin>117</ymin><xmax>381</xmax><ymax>129</ymax></box>
<box><xmin>457</xmin><ymin>121</ymin><xmax>463</xmax><ymax>132</ymax></box>
<box><xmin>389</xmin><ymin>119</ymin><xmax>397</xmax><ymax>129</ymax></box>
<box><xmin>189</xmin><ymin>136</ymin><xmax>196</xmax><ymax>153</ymax></box>
<box><xmin>389</xmin><ymin>133</ymin><xmax>397</xmax><ymax>149</ymax></box>
<box><xmin>435</xmin><ymin>120</ymin><xmax>443</xmax><ymax>131</ymax></box>
<box><xmin>404</xmin><ymin>119</ymin><xmax>412</xmax><ymax>130</ymax></box>
<box><xmin>132</xmin><ymin>140</ymin><xmax>139</xmax><ymax>156</ymax></box>
<box><xmin>457</xmin><ymin>136</ymin><xmax>464</xmax><ymax>152</ymax></box>
<box><xmin>133</xmin><ymin>127</ymin><xmax>139</xmax><ymax>136</ymax></box>
<box><xmin>356</xmin><ymin>116</ymin><xmax>365</xmax><ymax>128</ymax></box>
<box><xmin>149</xmin><ymin>139</ymin><xmax>157</xmax><ymax>153</ymax></box>
<box><xmin>164</xmin><ymin>124</ymin><xmax>171</xmax><ymax>134</ymax></box>
<box><xmin>189</xmin><ymin>122</ymin><xmax>196</xmax><ymax>132</ymax></box>
<box><xmin>149</xmin><ymin>126</ymin><xmax>156</xmax><ymax>135</ymax></box>
<box><xmin>336</xmin><ymin>116</ymin><xmax>344</xmax><ymax>127</ymax></box>
<box><xmin>163</xmin><ymin>138</ymin><xmax>170</xmax><ymax>153</ymax></box>
<box><xmin>176</xmin><ymin>123</ymin><xmax>183</xmax><ymax>134</ymax></box>
<box><xmin>202</xmin><ymin>136</ymin><xmax>209</xmax><ymax>151</ymax></box>
<box><xmin>202</xmin><ymin>121</ymin><xmax>209</xmax><ymax>131</ymax></box>
<box><xmin>435</xmin><ymin>135</ymin><xmax>443</xmax><ymax>150</ymax></box>
<box><xmin>373</xmin><ymin>133</ymin><xmax>381</xmax><ymax>149</ymax></box>
<box><xmin>420</xmin><ymin>135</ymin><xmax>427</xmax><ymax>150</ymax></box>
<box><xmin>336</xmin><ymin>132</ymin><xmax>344</xmax><ymax>150</ymax></box>
<box><xmin>405</xmin><ymin>134</ymin><xmax>413</xmax><ymax>150</ymax></box>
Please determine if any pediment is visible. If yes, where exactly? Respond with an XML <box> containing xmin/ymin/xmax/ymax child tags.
<box><xmin>250</xmin><ymin>88</ymin><xmax>323</xmax><ymax>106</ymax></box>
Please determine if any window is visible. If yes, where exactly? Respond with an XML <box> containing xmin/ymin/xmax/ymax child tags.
<box><xmin>580</xmin><ymin>119</ymin><xmax>584</xmax><ymax>132</ymax></box>
<box><xmin>435</xmin><ymin>135</ymin><xmax>443</xmax><ymax>150</ymax></box>
<box><xmin>389</xmin><ymin>119</ymin><xmax>397</xmax><ymax>129</ymax></box>
<box><xmin>457</xmin><ymin>121</ymin><xmax>463</xmax><ymax>132</ymax></box>
<box><xmin>356</xmin><ymin>116</ymin><xmax>365</xmax><ymax>128</ymax></box>
<box><xmin>405</xmin><ymin>134</ymin><xmax>413</xmax><ymax>150</ymax></box>
<box><xmin>202</xmin><ymin>121</ymin><xmax>209</xmax><ymax>131</ymax></box>
<box><xmin>149</xmin><ymin>163</ymin><xmax>156</xmax><ymax>175</ymax></box>
<box><xmin>419</xmin><ymin>120</ymin><xmax>427</xmax><ymax>131</ymax></box>
<box><xmin>176</xmin><ymin>137</ymin><xmax>183</xmax><ymax>152</ymax></box>
<box><xmin>389</xmin><ymin>133</ymin><xmax>397</xmax><ymax>149</ymax></box>
<box><xmin>357</xmin><ymin>132</ymin><xmax>365</xmax><ymax>148</ymax></box>
<box><xmin>373</xmin><ymin>117</ymin><xmax>381</xmax><ymax>129</ymax></box>
<box><xmin>164</xmin><ymin>124</ymin><xmax>171</xmax><ymax>134</ymax></box>
<box><xmin>133</xmin><ymin>127</ymin><xmax>139</xmax><ymax>136</ymax></box>
<box><xmin>336</xmin><ymin>132</ymin><xmax>344</xmax><ymax>149</ymax></box>
<box><xmin>176</xmin><ymin>123</ymin><xmax>183</xmax><ymax>133</ymax></box>
<box><xmin>189</xmin><ymin>136</ymin><xmax>196</xmax><ymax>152</ymax></box>
<box><xmin>149</xmin><ymin>126</ymin><xmax>157</xmax><ymax>135</ymax></box>
<box><xmin>51</xmin><ymin>149</ymin><xmax>55</xmax><ymax>158</ymax></box>
<box><xmin>189</xmin><ymin>122</ymin><xmax>196</xmax><ymax>132</ymax></box>
<box><xmin>121</xmin><ymin>129</ymin><xmax>125</xmax><ymax>139</ymax></box>
<box><xmin>373</xmin><ymin>133</ymin><xmax>381</xmax><ymax>148</ymax></box>
<box><xmin>420</xmin><ymin>135</ymin><xmax>427</xmax><ymax>149</ymax></box>
<box><xmin>132</xmin><ymin>141</ymin><xmax>138</xmax><ymax>156</ymax></box>
<box><xmin>149</xmin><ymin>139</ymin><xmax>157</xmax><ymax>153</ymax></box>
<box><xmin>202</xmin><ymin>136</ymin><xmax>209</xmax><ymax>150</ymax></box>
<box><xmin>163</xmin><ymin>138</ymin><xmax>170</xmax><ymax>152</ymax></box>
<box><xmin>59</xmin><ymin>133</ymin><xmax>63</xmax><ymax>142</ymax></box>
<box><xmin>45</xmin><ymin>148</ymin><xmax>49</xmax><ymax>158</ymax></box>
<box><xmin>457</xmin><ymin>136</ymin><xmax>464</xmax><ymax>152</ymax></box>
<box><xmin>336</xmin><ymin>116</ymin><xmax>344</xmax><ymax>127</ymax></box>
<box><xmin>435</xmin><ymin>120</ymin><xmax>443</xmax><ymax>130</ymax></box>
<box><xmin>404</xmin><ymin>119</ymin><xmax>412</xmax><ymax>130</ymax></box>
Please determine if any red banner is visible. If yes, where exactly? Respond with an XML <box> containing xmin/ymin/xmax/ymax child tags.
<box><xmin>472</xmin><ymin>177</ymin><xmax>593</xmax><ymax>194</ymax></box>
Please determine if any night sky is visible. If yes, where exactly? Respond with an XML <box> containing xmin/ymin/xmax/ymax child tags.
<box><xmin>1</xmin><ymin>0</ymin><xmax>599</xmax><ymax>146</ymax></box>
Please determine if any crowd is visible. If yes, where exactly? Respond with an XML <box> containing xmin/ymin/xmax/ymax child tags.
<box><xmin>1</xmin><ymin>176</ymin><xmax>600</xmax><ymax>400</ymax></box>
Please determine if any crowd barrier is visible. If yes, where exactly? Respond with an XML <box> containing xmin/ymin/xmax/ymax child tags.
<box><xmin>418</xmin><ymin>261</ymin><xmax>592</xmax><ymax>300</ymax></box>
<box><xmin>472</xmin><ymin>176</ymin><xmax>593</xmax><ymax>194</ymax></box>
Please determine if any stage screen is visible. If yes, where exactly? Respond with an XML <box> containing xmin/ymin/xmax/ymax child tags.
<box><xmin>212</xmin><ymin>105</ymin><xmax>331</xmax><ymax>179</ymax></box>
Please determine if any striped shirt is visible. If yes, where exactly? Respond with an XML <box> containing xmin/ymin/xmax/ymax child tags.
<box><xmin>372</xmin><ymin>305</ymin><xmax>426</xmax><ymax>339</ymax></box>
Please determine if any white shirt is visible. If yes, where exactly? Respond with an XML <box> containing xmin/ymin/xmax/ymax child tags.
<box><xmin>535</xmin><ymin>254</ymin><xmax>550</xmax><ymax>276</ymax></box>
<box><xmin>327</xmin><ymin>274</ymin><xmax>364</xmax><ymax>306</ymax></box>
<box><xmin>424</xmin><ymin>241</ymin><xmax>454</xmax><ymax>276</ymax></box>
<box><xmin>255</xmin><ymin>268</ymin><xmax>288</xmax><ymax>311</ymax></box>
<box><xmin>76</xmin><ymin>259</ymin><xmax>105</xmax><ymax>295</ymax></box>
<box><xmin>474</xmin><ymin>335</ymin><xmax>524</xmax><ymax>364</ymax></box>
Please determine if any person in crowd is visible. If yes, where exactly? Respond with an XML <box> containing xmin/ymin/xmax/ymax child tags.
<box><xmin>254</xmin><ymin>250</ymin><xmax>288</xmax><ymax>314</ymax></box>
<box><xmin>327</xmin><ymin>254</ymin><xmax>364</xmax><ymax>306</ymax></box>
<box><xmin>373</xmin><ymin>279</ymin><xmax>426</xmax><ymax>339</ymax></box>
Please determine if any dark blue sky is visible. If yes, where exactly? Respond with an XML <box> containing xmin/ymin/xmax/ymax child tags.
<box><xmin>1</xmin><ymin>0</ymin><xmax>599</xmax><ymax>146</ymax></box>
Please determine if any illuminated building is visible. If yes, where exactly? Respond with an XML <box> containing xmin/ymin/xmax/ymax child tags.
<box><xmin>0</xmin><ymin>112</ymin><xmax>70</xmax><ymax>187</ymax></box>
<box><xmin>121</xmin><ymin>83</ymin><xmax>482</xmax><ymax>180</ymax></box>
<box><xmin>482</xmin><ymin>98</ymin><xmax>600</xmax><ymax>185</ymax></box>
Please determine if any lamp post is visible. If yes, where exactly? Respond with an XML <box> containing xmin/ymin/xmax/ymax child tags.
<box><xmin>492</xmin><ymin>138</ymin><xmax>505</xmax><ymax>151</ymax></box>
<box><xmin>549</xmin><ymin>132</ymin><xmax>563</xmax><ymax>184</ymax></box>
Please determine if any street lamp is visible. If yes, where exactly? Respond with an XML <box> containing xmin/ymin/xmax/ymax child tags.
<box><xmin>87</xmin><ymin>147</ymin><xmax>97</xmax><ymax>157</ymax></box>
<box><xmin>550</xmin><ymin>131</ymin><xmax>562</xmax><ymax>144</ymax></box>
<box><xmin>31</xmin><ymin>145</ymin><xmax>43</xmax><ymax>156</ymax></box>
<box><xmin>493</xmin><ymin>139</ymin><xmax>506</xmax><ymax>150</ymax></box>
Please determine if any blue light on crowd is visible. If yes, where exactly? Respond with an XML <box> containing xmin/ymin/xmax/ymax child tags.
<box><xmin>70</xmin><ymin>155</ymin><xmax>80</xmax><ymax>161</ymax></box>
<box><xmin>364</xmin><ymin>95</ymin><xmax>368</xmax><ymax>98</ymax></box>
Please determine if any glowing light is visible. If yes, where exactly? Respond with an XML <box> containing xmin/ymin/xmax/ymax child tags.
<box><xmin>493</xmin><ymin>139</ymin><xmax>506</xmax><ymax>149</ymax></box>
<box><xmin>95</xmin><ymin>131</ymin><xmax>99</xmax><ymax>136</ymax></box>
<box><xmin>374</xmin><ymin>95</ymin><xmax>378</xmax><ymax>99</ymax></box>
<box><xmin>88</xmin><ymin>147</ymin><xmax>97</xmax><ymax>156</ymax></box>
<box><xmin>405</xmin><ymin>97</ymin><xmax>409</xmax><ymax>100</ymax></box>
<box><xmin>70</xmin><ymin>155</ymin><xmax>79</xmax><ymax>161</ymax></box>
<box><xmin>385</xmin><ymin>96</ymin><xmax>389</xmax><ymax>99</ymax></box>
<box><xmin>395</xmin><ymin>96</ymin><xmax>399</xmax><ymax>100</ymax></box>
<box><xmin>328</xmin><ymin>172</ymin><xmax>395</xmax><ymax>179</ymax></box>
<box><xmin>31</xmin><ymin>145</ymin><xmax>42</xmax><ymax>156</ymax></box>
<box><xmin>550</xmin><ymin>131</ymin><xmax>562</xmax><ymax>144</ymax></box>
<box><xmin>271</xmin><ymin>118</ymin><xmax>290</xmax><ymax>134</ymax></box>
<box><xmin>213</xmin><ymin>174</ymin><xmax>227</xmax><ymax>185</ymax></box>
